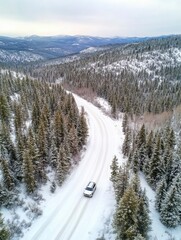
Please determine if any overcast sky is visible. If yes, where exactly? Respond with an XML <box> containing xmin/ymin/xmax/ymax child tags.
<box><xmin>0</xmin><ymin>0</ymin><xmax>180</xmax><ymax>37</ymax></box>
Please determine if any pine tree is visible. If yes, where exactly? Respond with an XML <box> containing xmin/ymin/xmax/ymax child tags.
<box><xmin>122</xmin><ymin>127</ymin><xmax>131</xmax><ymax>157</ymax></box>
<box><xmin>37</xmin><ymin>118</ymin><xmax>47</xmax><ymax>160</ymax></box>
<box><xmin>122</xmin><ymin>113</ymin><xmax>128</xmax><ymax>134</ymax></box>
<box><xmin>0</xmin><ymin>158</ymin><xmax>15</xmax><ymax>191</ymax></box>
<box><xmin>137</xmin><ymin>145</ymin><xmax>147</xmax><ymax>171</ymax></box>
<box><xmin>56</xmin><ymin>146</ymin><xmax>64</xmax><ymax>185</ymax></box>
<box><xmin>132</xmin><ymin>149</ymin><xmax>139</xmax><ymax>173</ymax></box>
<box><xmin>137</xmin><ymin>191</ymin><xmax>151</xmax><ymax>239</ymax></box>
<box><xmin>56</xmin><ymin>144</ymin><xmax>70</xmax><ymax>185</ymax></box>
<box><xmin>155</xmin><ymin>178</ymin><xmax>167</xmax><ymax>212</ymax></box>
<box><xmin>161</xmin><ymin>147</ymin><xmax>173</xmax><ymax>183</ymax></box>
<box><xmin>136</xmin><ymin>124</ymin><xmax>146</xmax><ymax>150</ymax></box>
<box><xmin>115</xmin><ymin>164</ymin><xmax>129</xmax><ymax>203</ymax></box>
<box><xmin>65</xmin><ymin>94</ymin><xmax>79</xmax><ymax>128</ymax></box>
<box><xmin>160</xmin><ymin>172</ymin><xmax>181</xmax><ymax>227</ymax></box>
<box><xmin>130</xmin><ymin>175</ymin><xmax>151</xmax><ymax>238</ymax></box>
<box><xmin>149</xmin><ymin>137</ymin><xmax>162</xmax><ymax>189</ymax></box>
<box><xmin>131</xmin><ymin>173</ymin><xmax>141</xmax><ymax>195</ymax></box>
<box><xmin>63</xmin><ymin>136</ymin><xmax>71</xmax><ymax>169</ymax></box>
<box><xmin>160</xmin><ymin>184</ymin><xmax>180</xmax><ymax>227</ymax></box>
<box><xmin>68</xmin><ymin>124</ymin><xmax>79</xmax><ymax>157</ymax></box>
<box><xmin>127</xmin><ymin>149</ymin><xmax>133</xmax><ymax>167</ymax></box>
<box><xmin>27</xmin><ymin>128</ymin><xmax>44</xmax><ymax>183</ymax></box>
<box><xmin>142</xmin><ymin>156</ymin><xmax>150</xmax><ymax>177</ymax></box>
<box><xmin>49</xmin><ymin>135</ymin><xmax>58</xmax><ymax>168</ymax></box>
<box><xmin>14</xmin><ymin>102</ymin><xmax>25</xmax><ymax>135</ymax></box>
<box><xmin>145</xmin><ymin>130</ymin><xmax>153</xmax><ymax>159</ymax></box>
<box><xmin>111</xmin><ymin>96</ymin><xmax>117</xmax><ymax>118</ymax></box>
<box><xmin>22</xmin><ymin>149</ymin><xmax>36</xmax><ymax>193</ymax></box>
<box><xmin>78</xmin><ymin>106</ymin><xmax>88</xmax><ymax>148</ymax></box>
<box><xmin>54</xmin><ymin>110</ymin><xmax>67</xmax><ymax>148</ymax></box>
<box><xmin>110</xmin><ymin>156</ymin><xmax>119</xmax><ymax>189</ymax></box>
<box><xmin>114</xmin><ymin>186</ymin><xmax>139</xmax><ymax>240</ymax></box>
<box><xmin>164</xmin><ymin>126</ymin><xmax>175</xmax><ymax>150</ymax></box>
<box><xmin>0</xmin><ymin>123</ymin><xmax>17</xmax><ymax>168</ymax></box>
<box><xmin>0</xmin><ymin>213</ymin><xmax>10</xmax><ymax>240</ymax></box>
<box><xmin>31</xmin><ymin>101</ymin><xmax>40</xmax><ymax>132</ymax></box>
<box><xmin>15</xmin><ymin>130</ymin><xmax>24</xmax><ymax>180</ymax></box>
<box><xmin>0</xmin><ymin>94</ymin><xmax>10</xmax><ymax>125</ymax></box>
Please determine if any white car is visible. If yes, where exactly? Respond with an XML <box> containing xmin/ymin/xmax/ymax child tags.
<box><xmin>83</xmin><ymin>181</ymin><xmax>96</xmax><ymax>197</ymax></box>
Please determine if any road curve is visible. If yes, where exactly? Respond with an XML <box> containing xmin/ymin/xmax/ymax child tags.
<box><xmin>24</xmin><ymin>94</ymin><xmax>121</xmax><ymax>240</ymax></box>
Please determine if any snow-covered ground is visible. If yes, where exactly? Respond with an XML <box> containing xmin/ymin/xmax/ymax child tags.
<box><xmin>2</xmin><ymin>94</ymin><xmax>181</xmax><ymax>239</ymax></box>
<box><xmin>0</xmin><ymin>49</ymin><xmax>44</xmax><ymax>63</ymax></box>
<box><xmin>85</xmin><ymin>47</ymin><xmax>181</xmax><ymax>80</ymax></box>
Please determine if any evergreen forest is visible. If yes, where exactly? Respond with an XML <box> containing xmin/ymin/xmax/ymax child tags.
<box><xmin>0</xmin><ymin>71</ymin><xmax>88</xmax><ymax>239</ymax></box>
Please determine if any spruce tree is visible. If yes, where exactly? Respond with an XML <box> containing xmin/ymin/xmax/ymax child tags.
<box><xmin>54</xmin><ymin>110</ymin><xmax>66</xmax><ymax>148</ymax></box>
<box><xmin>137</xmin><ymin>192</ymin><xmax>151</xmax><ymax>239</ymax></box>
<box><xmin>0</xmin><ymin>123</ymin><xmax>17</xmax><ymax>168</ymax></box>
<box><xmin>56</xmin><ymin>145</ymin><xmax>65</xmax><ymax>186</ymax></box>
<box><xmin>56</xmin><ymin>144</ymin><xmax>70</xmax><ymax>185</ymax></box>
<box><xmin>0</xmin><ymin>213</ymin><xmax>10</xmax><ymax>240</ymax></box>
<box><xmin>122</xmin><ymin>113</ymin><xmax>128</xmax><ymax>134</ymax></box>
<box><xmin>160</xmin><ymin>173</ymin><xmax>181</xmax><ymax>227</ymax></box>
<box><xmin>145</xmin><ymin>130</ymin><xmax>153</xmax><ymax>159</ymax></box>
<box><xmin>137</xmin><ymin>145</ymin><xmax>147</xmax><ymax>171</ymax></box>
<box><xmin>31</xmin><ymin>101</ymin><xmax>41</xmax><ymax>132</ymax></box>
<box><xmin>142</xmin><ymin>156</ymin><xmax>150</xmax><ymax>177</ymax></box>
<box><xmin>14</xmin><ymin>102</ymin><xmax>25</xmax><ymax>135</ymax></box>
<box><xmin>63</xmin><ymin>136</ymin><xmax>71</xmax><ymax>169</ymax></box>
<box><xmin>164</xmin><ymin>126</ymin><xmax>175</xmax><ymax>150</ymax></box>
<box><xmin>114</xmin><ymin>164</ymin><xmax>129</xmax><ymax>203</ymax></box>
<box><xmin>49</xmin><ymin>135</ymin><xmax>58</xmax><ymax>168</ymax></box>
<box><xmin>155</xmin><ymin>178</ymin><xmax>167</xmax><ymax>212</ymax></box>
<box><xmin>15</xmin><ymin>130</ymin><xmax>24</xmax><ymax>180</ymax></box>
<box><xmin>132</xmin><ymin>149</ymin><xmax>139</xmax><ymax>173</ymax></box>
<box><xmin>122</xmin><ymin>127</ymin><xmax>131</xmax><ymax>157</ymax></box>
<box><xmin>78</xmin><ymin>106</ymin><xmax>88</xmax><ymax>148</ymax></box>
<box><xmin>110</xmin><ymin>156</ymin><xmax>119</xmax><ymax>189</ymax></box>
<box><xmin>37</xmin><ymin>118</ymin><xmax>47</xmax><ymax>161</ymax></box>
<box><xmin>0</xmin><ymin>94</ymin><xmax>10</xmax><ymax>125</ymax></box>
<box><xmin>136</xmin><ymin>124</ymin><xmax>146</xmax><ymax>150</ymax></box>
<box><xmin>1</xmin><ymin>159</ymin><xmax>15</xmax><ymax>191</ymax></box>
<box><xmin>27</xmin><ymin>128</ymin><xmax>43</xmax><ymax>183</ymax></box>
<box><xmin>113</xmin><ymin>186</ymin><xmax>139</xmax><ymax>240</ymax></box>
<box><xmin>68</xmin><ymin>124</ymin><xmax>79</xmax><ymax>157</ymax></box>
<box><xmin>149</xmin><ymin>137</ymin><xmax>162</xmax><ymax>189</ymax></box>
<box><xmin>22</xmin><ymin>149</ymin><xmax>36</xmax><ymax>193</ymax></box>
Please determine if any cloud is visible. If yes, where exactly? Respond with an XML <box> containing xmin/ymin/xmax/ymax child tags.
<box><xmin>0</xmin><ymin>0</ymin><xmax>180</xmax><ymax>37</ymax></box>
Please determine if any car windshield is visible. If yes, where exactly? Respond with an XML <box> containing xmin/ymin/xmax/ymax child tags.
<box><xmin>86</xmin><ymin>187</ymin><xmax>93</xmax><ymax>191</ymax></box>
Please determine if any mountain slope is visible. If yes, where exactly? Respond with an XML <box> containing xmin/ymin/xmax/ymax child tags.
<box><xmin>35</xmin><ymin>35</ymin><xmax>181</xmax><ymax>115</ymax></box>
<box><xmin>0</xmin><ymin>35</ymin><xmax>152</xmax><ymax>64</ymax></box>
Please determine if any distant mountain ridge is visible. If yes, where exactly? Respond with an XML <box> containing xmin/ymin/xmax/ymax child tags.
<box><xmin>0</xmin><ymin>35</ymin><xmax>157</xmax><ymax>65</ymax></box>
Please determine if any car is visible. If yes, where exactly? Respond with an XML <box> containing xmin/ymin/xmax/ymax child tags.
<box><xmin>83</xmin><ymin>181</ymin><xmax>96</xmax><ymax>197</ymax></box>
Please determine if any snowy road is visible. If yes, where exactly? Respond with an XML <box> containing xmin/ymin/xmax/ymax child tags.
<box><xmin>24</xmin><ymin>94</ymin><xmax>122</xmax><ymax>240</ymax></box>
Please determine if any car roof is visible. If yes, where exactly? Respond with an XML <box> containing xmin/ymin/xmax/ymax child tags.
<box><xmin>87</xmin><ymin>181</ymin><xmax>96</xmax><ymax>187</ymax></box>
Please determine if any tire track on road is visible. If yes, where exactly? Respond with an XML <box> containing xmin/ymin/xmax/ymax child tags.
<box><xmin>57</xmin><ymin>106</ymin><xmax>111</xmax><ymax>240</ymax></box>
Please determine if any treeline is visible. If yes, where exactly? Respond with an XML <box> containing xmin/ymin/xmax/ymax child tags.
<box><xmin>122</xmin><ymin>113</ymin><xmax>181</xmax><ymax>228</ymax></box>
<box><xmin>0</xmin><ymin>71</ymin><xmax>88</xmax><ymax>204</ymax></box>
<box><xmin>29</xmin><ymin>35</ymin><xmax>181</xmax><ymax>116</ymax></box>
